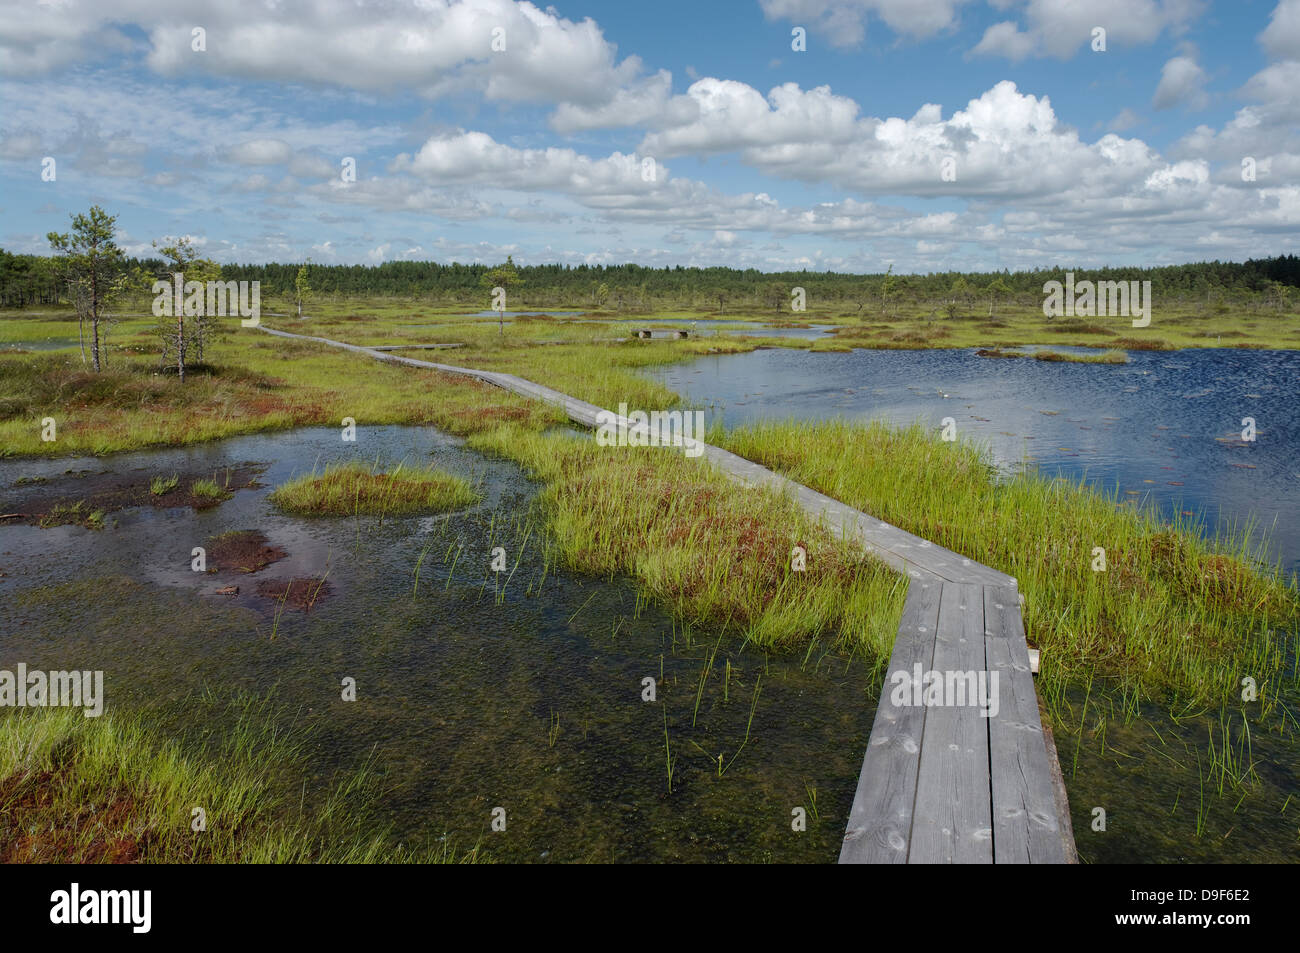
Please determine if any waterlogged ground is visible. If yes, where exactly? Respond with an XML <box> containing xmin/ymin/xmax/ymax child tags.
<box><xmin>652</xmin><ymin>344</ymin><xmax>1300</xmax><ymax>862</ymax></box>
<box><xmin>0</xmin><ymin>426</ymin><xmax>877</xmax><ymax>862</ymax></box>
<box><xmin>1061</xmin><ymin>685</ymin><xmax>1300</xmax><ymax>863</ymax></box>
<box><xmin>3</xmin><ymin>407</ymin><xmax>1296</xmax><ymax>862</ymax></box>
<box><xmin>652</xmin><ymin>346</ymin><xmax>1300</xmax><ymax>575</ymax></box>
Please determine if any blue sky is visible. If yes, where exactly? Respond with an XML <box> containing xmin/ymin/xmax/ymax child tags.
<box><xmin>1</xmin><ymin>0</ymin><xmax>1297</xmax><ymax>273</ymax></box>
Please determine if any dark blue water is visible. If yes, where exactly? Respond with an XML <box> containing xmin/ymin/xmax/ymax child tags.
<box><xmin>652</xmin><ymin>347</ymin><xmax>1300</xmax><ymax>575</ymax></box>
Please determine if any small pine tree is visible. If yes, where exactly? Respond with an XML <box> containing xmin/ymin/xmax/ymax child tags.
<box><xmin>986</xmin><ymin>277</ymin><xmax>1012</xmax><ymax>317</ymax></box>
<box><xmin>295</xmin><ymin>261</ymin><xmax>312</xmax><ymax>318</ymax></box>
<box><xmin>47</xmin><ymin>206</ymin><xmax>126</xmax><ymax>372</ymax></box>
<box><xmin>480</xmin><ymin>255</ymin><xmax>523</xmax><ymax>334</ymax></box>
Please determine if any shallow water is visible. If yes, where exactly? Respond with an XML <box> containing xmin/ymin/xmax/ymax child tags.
<box><xmin>726</xmin><ymin>324</ymin><xmax>838</xmax><ymax>340</ymax></box>
<box><xmin>0</xmin><ymin>426</ymin><xmax>877</xmax><ymax>862</ymax></box>
<box><xmin>652</xmin><ymin>346</ymin><xmax>1300</xmax><ymax>575</ymax></box>
<box><xmin>3</xmin><ymin>351</ymin><xmax>1297</xmax><ymax>862</ymax></box>
<box><xmin>650</xmin><ymin>344</ymin><xmax>1300</xmax><ymax>863</ymax></box>
<box><xmin>1062</xmin><ymin>687</ymin><xmax>1300</xmax><ymax>863</ymax></box>
<box><xmin>1</xmin><ymin>338</ymin><xmax>81</xmax><ymax>351</ymax></box>
<box><xmin>463</xmin><ymin>310</ymin><xmax>586</xmax><ymax>317</ymax></box>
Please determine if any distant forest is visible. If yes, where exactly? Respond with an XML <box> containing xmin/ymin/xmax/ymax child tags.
<box><xmin>3</xmin><ymin>246</ymin><xmax>1297</xmax><ymax>312</ymax></box>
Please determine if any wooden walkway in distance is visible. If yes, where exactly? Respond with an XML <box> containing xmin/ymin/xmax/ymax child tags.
<box><xmin>260</xmin><ymin>326</ymin><xmax>1075</xmax><ymax>864</ymax></box>
<box><xmin>369</xmin><ymin>343</ymin><xmax>465</xmax><ymax>351</ymax></box>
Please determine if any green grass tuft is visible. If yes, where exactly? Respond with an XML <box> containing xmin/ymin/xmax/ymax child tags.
<box><xmin>190</xmin><ymin>478</ymin><xmax>229</xmax><ymax>502</ymax></box>
<box><xmin>0</xmin><ymin>703</ymin><xmax>487</xmax><ymax>863</ymax></box>
<box><xmin>269</xmin><ymin>460</ymin><xmax>479</xmax><ymax>517</ymax></box>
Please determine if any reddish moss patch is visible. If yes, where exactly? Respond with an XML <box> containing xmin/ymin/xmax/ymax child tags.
<box><xmin>254</xmin><ymin>576</ymin><xmax>333</xmax><ymax>611</ymax></box>
<box><xmin>208</xmin><ymin>530</ymin><xmax>287</xmax><ymax>573</ymax></box>
<box><xmin>0</xmin><ymin>768</ymin><xmax>157</xmax><ymax>864</ymax></box>
<box><xmin>1112</xmin><ymin>337</ymin><xmax>1175</xmax><ymax>350</ymax></box>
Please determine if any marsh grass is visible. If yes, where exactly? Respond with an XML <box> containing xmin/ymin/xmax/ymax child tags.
<box><xmin>150</xmin><ymin>473</ymin><xmax>179</xmax><ymax>495</ymax></box>
<box><xmin>269</xmin><ymin>460</ymin><xmax>479</xmax><ymax>518</ymax></box>
<box><xmin>719</xmin><ymin>418</ymin><xmax>1299</xmax><ymax>707</ymax></box>
<box><xmin>6</xmin><ymin>297</ymin><xmax>1292</xmax><ymax>460</ymax></box>
<box><xmin>977</xmin><ymin>347</ymin><xmax>1129</xmax><ymax>364</ymax></box>
<box><xmin>468</xmin><ymin>424</ymin><xmax>906</xmax><ymax>656</ymax></box>
<box><xmin>1039</xmin><ymin>348</ymin><xmax>1128</xmax><ymax>363</ymax></box>
<box><xmin>36</xmin><ymin>500</ymin><xmax>105</xmax><ymax>529</ymax></box>
<box><xmin>0</xmin><ymin>326</ymin><xmax>564</xmax><ymax>457</ymax></box>
<box><xmin>0</xmin><ymin>701</ymin><xmax>486</xmax><ymax>863</ymax></box>
<box><xmin>190</xmin><ymin>478</ymin><xmax>228</xmax><ymax>503</ymax></box>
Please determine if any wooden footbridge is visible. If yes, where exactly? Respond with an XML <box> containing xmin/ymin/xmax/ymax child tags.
<box><xmin>261</xmin><ymin>326</ymin><xmax>1076</xmax><ymax>864</ymax></box>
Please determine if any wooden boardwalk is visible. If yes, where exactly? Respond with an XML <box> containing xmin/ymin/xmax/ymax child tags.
<box><xmin>260</xmin><ymin>326</ymin><xmax>1074</xmax><ymax>863</ymax></box>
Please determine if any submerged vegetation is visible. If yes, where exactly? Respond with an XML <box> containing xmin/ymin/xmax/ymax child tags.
<box><xmin>5</xmin><ymin>297</ymin><xmax>1288</xmax><ymax>703</ymax></box>
<box><xmin>6</xmin><ymin>463</ymin><xmax>261</xmax><ymax>527</ymax></box>
<box><xmin>269</xmin><ymin>460</ymin><xmax>480</xmax><ymax>517</ymax></box>
<box><xmin>0</xmin><ymin>702</ymin><xmax>485</xmax><ymax>863</ymax></box>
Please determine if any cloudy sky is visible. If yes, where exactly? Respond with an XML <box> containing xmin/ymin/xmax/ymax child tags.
<box><xmin>1</xmin><ymin>0</ymin><xmax>1297</xmax><ymax>272</ymax></box>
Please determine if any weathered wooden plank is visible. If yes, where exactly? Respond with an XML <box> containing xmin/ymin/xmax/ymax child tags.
<box><xmin>1038</xmin><ymin>697</ymin><xmax>1080</xmax><ymax>864</ymax></box>
<box><xmin>632</xmin><ymin>328</ymin><xmax>689</xmax><ymax>339</ymax></box>
<box><xmin>910</xmin><ymin>582</ymin><xmax>993</xmax><ymax>864</ymax></box>
<box><xmin>984</xmin><ymin>585</ymin><xmax>1067</xmax><ymax>864</ymax></box>
<box><xmin>839</xmin><ymin>575</ymin><xmax>942</xmax><ymax>864</ymax></box>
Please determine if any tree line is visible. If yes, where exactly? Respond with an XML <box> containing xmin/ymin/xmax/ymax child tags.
<box><xmin>211</xmin><ymin>256</ymin><xmax>1300</xmax><ymax>311</ymax></box>
<box><xmin>10</xmin><ymin>201</ymin><xmax>1297</xmax><ymax>382</ymax></box>
<box><xmin>6</xmin><ymin>242</ymin><xmax>1297</xmax><ymax>315</ymax></box>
